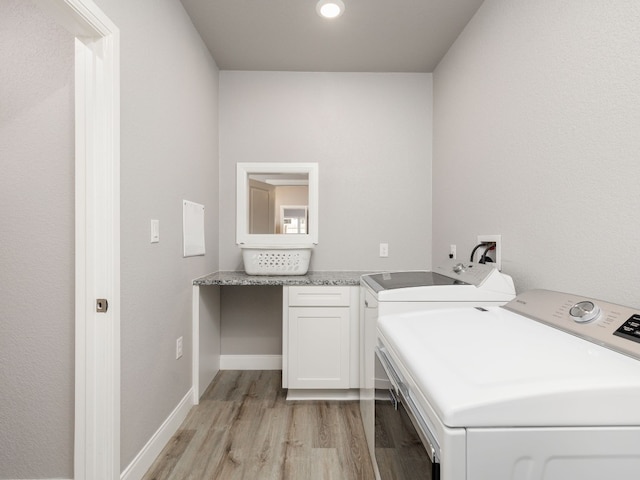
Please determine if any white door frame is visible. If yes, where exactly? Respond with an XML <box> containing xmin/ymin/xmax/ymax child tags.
<box><xmin>35</xmin><ymin>1</ymin><xmax>120</xmax><ymax>479</ymax></box>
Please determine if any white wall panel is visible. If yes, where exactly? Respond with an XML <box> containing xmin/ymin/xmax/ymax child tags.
<box><xmin>91</xmin><ymin>0</ymin><xmax>220</xmax><ymax>470</ymax></box>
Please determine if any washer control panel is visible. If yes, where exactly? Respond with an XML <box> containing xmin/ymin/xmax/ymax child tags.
<box><xmin>433</xmin><ymin>259</ymin><xmax>502</xmax><ymax>286</ymax></box>
<box><xmin>614</xmin><ymin>314</ymin><xmax>640</xmax><ymax>344</ymax></box>
<box><xmin>503</xmin><ymin>289</ymin><xmax>640</xmax><ymax>361</ymax></box>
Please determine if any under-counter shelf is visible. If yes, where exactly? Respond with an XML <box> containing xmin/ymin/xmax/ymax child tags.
<box><xmin>192</xmin><ymin>272</ymin><xmax>370</xmax><ymax>400</ymax></box>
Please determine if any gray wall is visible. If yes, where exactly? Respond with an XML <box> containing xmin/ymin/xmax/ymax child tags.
<box><xmin>0</xmin><ymin>1</ymin><xmax>74</xmax><ymax>477</ymax></box>
<box><xmin>219</xmin><ymin>71</ymin><xmax>433</xmax><ymax>272</ymax></box>
<box><xmin>432</xmin><ymin>0</ymin><xmax>640</xmax><ymax>307</ymax></box>
<box><xmin>220</xmin><ymin>286</ymin><xmax>283</xmax><ymax>355</ymax></box>
<box><xmin>91</xmin><ymin>0</ymin><xmax>220</xmax><ymax>471</ymax></box>
<box><xmin>218</xmin><ymin>71</ymin><xmax>432</xmax><ymax>355</ymax></box>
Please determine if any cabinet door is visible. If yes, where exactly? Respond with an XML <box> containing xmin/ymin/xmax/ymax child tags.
<box><xmin>288</xmin><ymin>307</ymin><xmax>350</xmax><ymax>389</ymax></box>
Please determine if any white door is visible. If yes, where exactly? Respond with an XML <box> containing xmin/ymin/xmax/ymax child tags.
<box><xmin>249</xmin><ymin>179</ymin><xmax>275</xmax><ymax>234</ymax></box>
<box><xmin>35</xmin><ymin>1</ymin><xmax>121</xmax><ymax>478</ymax></box>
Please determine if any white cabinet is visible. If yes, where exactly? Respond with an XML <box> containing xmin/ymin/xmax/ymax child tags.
<box><xmin>283</xmin><ymin>285</ymin><xmax>359</xmax><ymax>392</ymax></box>
<box><xmin>288</xmin><ymin>306</ymin><xmax>350</xmax><ymax>389</ymax></box>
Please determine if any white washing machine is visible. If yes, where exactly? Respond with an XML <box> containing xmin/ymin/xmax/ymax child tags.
<box><xmin>359</xmin><ymin>259</ymin><xmax>516</xmax><ymax>478</ymax></box>
<box><xmin>375</xmin><ymin>289</ymin><xmax>640</xmax><ymax>480</ymax></box>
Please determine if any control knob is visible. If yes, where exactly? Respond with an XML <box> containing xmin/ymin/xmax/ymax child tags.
<box><xmin>569</xmin><ymin>301</ymin><xmax>601</xmax><ymax>323</ymax></box>
<box><xmin>453</xmin><ymin>263</ymin><xmax>466</xmax><ymax>274</ymax></box>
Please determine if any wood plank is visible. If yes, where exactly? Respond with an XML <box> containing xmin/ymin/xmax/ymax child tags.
<box><xmin>142</xmin><ymin>429</ymin><xmax>195</xmax><ymax>479</ymax></box>
<box><xmin>142</xmin><ymin>371</ymin><xmax>375</xmax><ymax>480</ymax></box>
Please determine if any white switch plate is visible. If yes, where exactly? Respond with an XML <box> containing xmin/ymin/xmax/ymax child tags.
<box><xmin>176</xmin><ymin>336</ymin><xmax>183</xmax><ymax>359</ymax></box>
<box><xmin>379</xmin><ymin>243</ymin><xmax>389</xmax><ymax>257</ymax></box>
<box><xmin>150</xmin><ymin>219</ymin><xmax>159</xmax><ymax>243</ymax></box>
<box><xmin>450</xmin><ymin>244</ymin><xmax>457</xmax><ymax>259</ymax></box>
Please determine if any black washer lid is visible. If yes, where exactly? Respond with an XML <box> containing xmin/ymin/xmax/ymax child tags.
<box><xmin>364</xmin><ymin>271</ymin><xmax>468</xmax><ymax>293</ymax></box>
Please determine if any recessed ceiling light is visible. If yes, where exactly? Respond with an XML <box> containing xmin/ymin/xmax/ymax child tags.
<box><xmin>316</xmin><ymin>0</ymin><xmax>345</xmax><ymax>19</ymax></box>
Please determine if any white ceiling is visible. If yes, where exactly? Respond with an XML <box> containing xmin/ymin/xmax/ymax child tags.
<box><xmin>180</xmin><ymin>0</ymin><xmax>485</xmax><ymax>73</ymax></box>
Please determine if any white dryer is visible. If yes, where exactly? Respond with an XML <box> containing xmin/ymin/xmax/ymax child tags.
<box><xmin>375</xmin><ymin>289</ymin><xmax>640</xmax><ymax>479</ymax></box>
<box><xmin>359</xmin><ymin>259</ymin><xmax>516</xmax><ymax>477</ymax></box>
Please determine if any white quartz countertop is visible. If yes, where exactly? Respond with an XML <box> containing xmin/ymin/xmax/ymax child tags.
<box><xmin>193</xmin><ymin>271</ymin><xmax>371</xmax><ymax>286</ymax></box>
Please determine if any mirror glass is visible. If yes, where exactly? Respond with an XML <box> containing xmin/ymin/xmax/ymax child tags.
<box><xmin>247</xmin><ymin>173</ymin><xmax>308</xmax><ymax>234</ymax></box>
<box><xmin>237</xmin><ymin>163</ymin><xmax>318</xmax><ymax>246</ymax></box>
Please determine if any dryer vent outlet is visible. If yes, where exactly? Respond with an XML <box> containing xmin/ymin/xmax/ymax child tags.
<box><xmin>476</xmin><ymin>235</ymin><xmax>502</xmax><ymax>271</ymax></box>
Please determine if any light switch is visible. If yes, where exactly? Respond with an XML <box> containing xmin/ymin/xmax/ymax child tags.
<box><xmin>150</xmin><ymin>219</ymin><xmax>159</xmax><ymax>243</ymax></box>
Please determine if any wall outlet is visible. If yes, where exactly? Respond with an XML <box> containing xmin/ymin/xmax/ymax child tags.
<box><xmin>449</xmin><ymin>244</ymin><xmax>457</xmax><ymax>259</ymax></box>
<box><xmin>176</xmin><ymin>336</ymin><xmax>183</xmax><ymax>359</ymax></box>
<box><xmin>477</xmin><ymin>234</ymin><xmax>502</xmax><ymax>270</ymax></box>
<box><xmin>379</xmin><ymin>243</ymin><xmax>389</xmax><ymax>258</ymax></box>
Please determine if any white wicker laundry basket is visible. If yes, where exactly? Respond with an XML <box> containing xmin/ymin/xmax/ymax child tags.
<box><xmin>241</xmin><ymin>246</ymin><xmax>313</xmax><ymax>276</ymax></box>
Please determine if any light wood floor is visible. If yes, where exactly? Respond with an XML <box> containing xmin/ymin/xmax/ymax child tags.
<box><xmin>142</xmin><ymin>370</ymin><xmax>375</xmax><ymax>480</ymax></box>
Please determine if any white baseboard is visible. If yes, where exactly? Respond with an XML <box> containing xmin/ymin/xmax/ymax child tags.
<box><xmin>219</xmin><ymin>354</ymin><xmax>282</xmax><ymax>370</ymax></box>
<box><xmin>120</xmin><ymin>388</ymin><xmax>194</xmax><ymax>480</ymax></box>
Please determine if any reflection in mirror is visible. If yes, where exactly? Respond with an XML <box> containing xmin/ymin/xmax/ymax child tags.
<box><xmin>281</xmin><ymin>206</ymin><xmax>307</xmax><ymax>234</ymax></box>
<box><xmin>237</xmin><ymin>163</ymin><xmax>318</xmax><ymax>246</ymax></box>
<box><xmin>248</xmin><ymin>173</ymin><xmax>309</xmax><ymax>234</ymax></box>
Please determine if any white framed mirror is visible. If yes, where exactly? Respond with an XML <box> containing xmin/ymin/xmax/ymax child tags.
<box><xmin>236</xmin><ymin>162</ymin><xmax>319</xmax><ymax>246</ymax></box>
